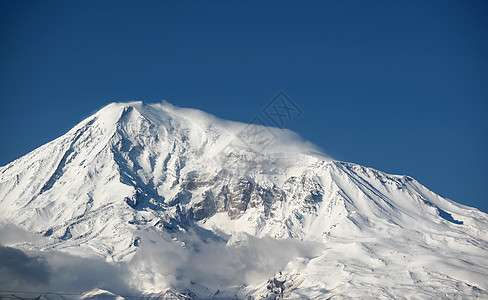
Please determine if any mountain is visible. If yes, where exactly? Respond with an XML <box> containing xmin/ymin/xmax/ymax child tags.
<box><xmin>0</xmin><ymin>101</ymin><xmax>487</xmax><ymax>299</ymax></box>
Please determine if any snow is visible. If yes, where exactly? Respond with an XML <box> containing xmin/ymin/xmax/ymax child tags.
<box><xmin>0</xmin><ymin>101</ymin><xmax>487</xmax><ymax>299</ymax></box>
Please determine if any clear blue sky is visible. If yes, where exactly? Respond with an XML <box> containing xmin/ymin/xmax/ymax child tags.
<box><xmin>1</xmin><ymin>1</ymin><xmax>487</xmax><ymax>213</ymax></box>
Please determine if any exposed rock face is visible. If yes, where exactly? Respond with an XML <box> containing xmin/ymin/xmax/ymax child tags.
<box><xmin>190</xmin><ymin>190</ymin><xmax>216</xmax><ymax>221</ymax></box>
<box><xmin>174</xmin><ymin>171</ymin><xmax>283</xmax><ymax>220</ymax></box>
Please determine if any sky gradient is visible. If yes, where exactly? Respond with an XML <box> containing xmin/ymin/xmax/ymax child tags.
<box><xmin>1</xmin><ymin>1</ymin><xmax>487</xmax><ymax>213</ymax></box>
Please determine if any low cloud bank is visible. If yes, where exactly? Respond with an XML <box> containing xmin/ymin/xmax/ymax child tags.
<box><xmin>0</xmin><ymin>244</ymin><xmax>131</xmax><ymax>296</ymax></box>
<box><xmin>129</xmin><ymin>230</ymin><xmax>321</xmax><ymax>294</ymax></box>
<box><xmin>0</xmin><ymin>225</ymin><xmax>322</xmax><ymax>297</ymax></box>
<box><xmin>0</xmin><ymin>245</ymin><xmax>50</xmax><ymax>287</ymax></box>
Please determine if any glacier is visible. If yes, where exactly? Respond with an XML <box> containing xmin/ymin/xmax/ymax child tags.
<box><xmin>0</xmin><ymin>101</ymin><xmax>487</xmax><ymax>299</ymax></box>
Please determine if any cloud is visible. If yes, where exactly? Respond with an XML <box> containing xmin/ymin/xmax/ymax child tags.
<box><xmin>128</xmin><ymin>230</ymin><xmax>322</xmax><ymax>296</ymax></box>
<box><xmin>0</xmin><ymin>245</ymin><xmax>134</xmax><ymax>296</ymax></box>
<box><xmin>43</xmin><ymin>252</ymin><xmax>126</xmax><ymax>294</ymax></box>
<box><xmin>158</xmin><ymin>100</ymin><xmax>331</xmax><ymax>160</ymax></box>
<box><xmin>0</xmin><ymin>225</ymin><xmax>134</xmax><ymax>296</ymax></box>
<box><xmin>0</xmin><ymin>223</ymin><xmax>42</xmax><ymax>245</ymax></box>
<box><xmin>0</xmin><ymin>246</ymin><xmax>50</xmax><ymax>288</ymax></box>
<box><xmin>0</xmin><ymin>224</ymin><xmax>322</xmax><ymax>298</ymax></box>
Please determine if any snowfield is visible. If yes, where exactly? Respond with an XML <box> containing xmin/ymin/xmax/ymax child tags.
<box><xmin>0</xmin><ymin>101</ymin><xmax>487</xmax><ymax>299</ymax></box>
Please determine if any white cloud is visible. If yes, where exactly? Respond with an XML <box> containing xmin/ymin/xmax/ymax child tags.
<box><xmin>0</xmin><ymin>224</ymin><xmax>322</xmax><ymax>298</ymax></box>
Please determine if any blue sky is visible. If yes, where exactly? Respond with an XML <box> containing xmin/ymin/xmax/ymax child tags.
<box><xmin>1</xmin><ymin>1</ymin><xmax>487</xmax><ymax>213</ymax></box>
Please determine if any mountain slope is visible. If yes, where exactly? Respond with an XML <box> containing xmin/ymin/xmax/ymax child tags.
<box><xmin>0</xmin><ymin>102</ymin><xmax>487</xmax><ymax>299</ymax></box>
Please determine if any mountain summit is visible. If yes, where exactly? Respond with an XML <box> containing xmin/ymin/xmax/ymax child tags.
<box><xmin>1</xmin><ymin>102</ymin><xmax>487</xmax><ymax>299</ymax></box>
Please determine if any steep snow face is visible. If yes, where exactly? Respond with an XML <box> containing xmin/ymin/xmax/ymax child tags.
<box><xmin>0</xmin><ymin>102</ymin><xmax>487</xmax><ymax>299</ymax></box>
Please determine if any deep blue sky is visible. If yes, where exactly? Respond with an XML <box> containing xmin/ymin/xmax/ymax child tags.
<box><xmin>1</xmin><ymin>1</ymin><xmax>487</xmax><ymax>213</ymax></box>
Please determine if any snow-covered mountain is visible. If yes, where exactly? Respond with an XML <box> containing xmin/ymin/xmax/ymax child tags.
<box><xmin>1</xmin><ymin>102</ymin><xmax>487</xmax><ymax>299</ymax></box>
